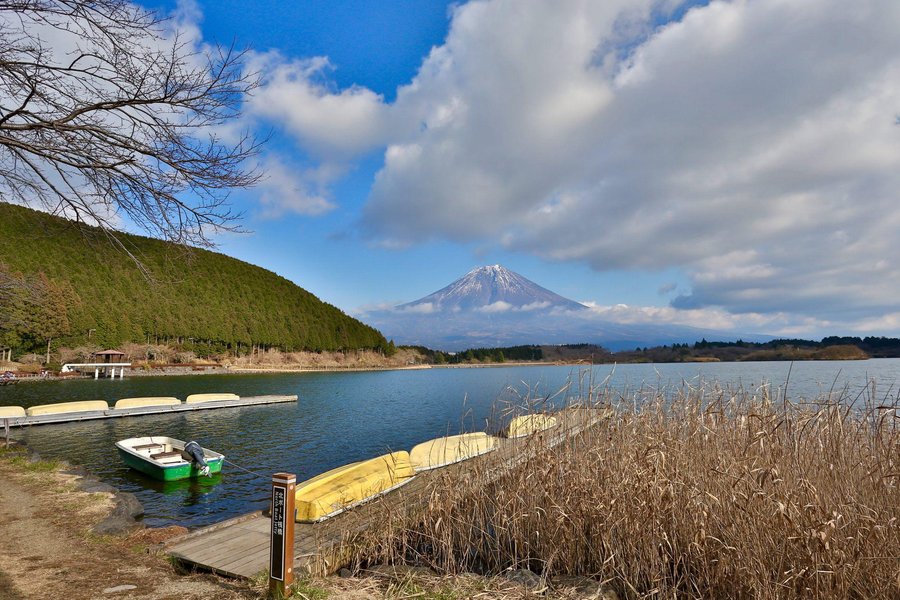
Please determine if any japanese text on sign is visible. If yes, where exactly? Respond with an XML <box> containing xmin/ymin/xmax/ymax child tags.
<box><xmin>270</xmin><ymin>485</ymin><xmax>286</xmax><ymax>581</ymax></box>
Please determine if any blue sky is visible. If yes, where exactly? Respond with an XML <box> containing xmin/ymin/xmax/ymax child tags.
<box><xmin>144</xmin><ymin>0</ymin><xmax>690</xmax><ymax>312</ymax></box>
<box><xmin>133</xmin><ymin>0</ymin><xmax>900</xmax><ymax>338</ymax></box>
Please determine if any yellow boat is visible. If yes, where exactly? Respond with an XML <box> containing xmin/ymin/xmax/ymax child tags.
<box><xmin>26</xmin><ymin>400</ymin><xmax>109</xmax><ymax>417</ymax></box>
<box><xmin>295</xmin><ymin>451</ymin><xmax>416</xmax><ymax>522</ymax></box>
<box><xmin>507</xmin><ymin>414</ymin><xmax>557</xmax><ymax>438</ymax></box>
<box><xmin>115</xmin><ymin>397</ymin><xmax>181</xmax><ymax>409</ymax></box>
<box><xmin>410</xmin><ymin>432</ymin><xmax>497</xmax><ymax>471</ymax></box>
<box><xmin>0</xmin><ymin>406</ymin><xmax>25</xmax><ymax>418</ymax></box>
<box><xmin>185</xmin><ymin>393</ymin><xmax>240</xmax><ymax>404</ymax></box>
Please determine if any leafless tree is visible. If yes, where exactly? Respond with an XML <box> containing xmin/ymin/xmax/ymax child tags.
<box><xmin>0</xmin><ymin>0</ymin><xmax>262</xmax><ymax>253</ymax></box>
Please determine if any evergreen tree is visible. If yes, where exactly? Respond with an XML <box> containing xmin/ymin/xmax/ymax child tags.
<box><xmin>0</xmin><ymin>204</ymin><xmax>391</xmax><ymax>354</ymax></box>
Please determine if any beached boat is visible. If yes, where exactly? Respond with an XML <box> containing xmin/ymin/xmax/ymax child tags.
<box><xmin>185</xmin><ymin>393</ymin><xmax>239</xmax><ymax>404</ymax></box>
<box><xmin>410</xmin><ymin>432</ymin><xmax>497</xmax><ymax>471</ymax></box>
<box><xmin>115</xmin><ymin>436</ymin><xmax>224</xmax><ymax>481</ymax></box>
<box><xmin>0</xmin><ymin>406</ymin><xmax>25</xmax><ymax>418</ymax></box>
<box><xmin>114</xmin><ymin>397</ymin><xmax>180</xmax><ymax>409</ymax></box>
<box><xmin>507</xmin><ymin>414</ymin><xmax>557</xmax><ymax>438</ymax></box>
<box><xmin>294</xmin><ymin>451</ymin><xmax>416</xmax><ymax>522</ymax></box>
<box><xmin>26</xmin><ymin>400</ymin><xmax>109</xmax><ymax>416</ymax></box>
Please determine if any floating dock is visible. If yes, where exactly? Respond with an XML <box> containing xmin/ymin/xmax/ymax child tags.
<box><xmin>4</xmin><ymin>395</ymin><xmax>297</xmax><ymax>428</ymax></box>
<box><xmin>165</xmin><ymin>406</ymin><xmax>613</xmax><ymax>578</ymax></box>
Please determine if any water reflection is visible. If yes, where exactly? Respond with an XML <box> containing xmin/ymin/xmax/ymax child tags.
<box><xmin>122</xmin><ymin>469</ymin><xmax>224</xmax><ymax>497</ymax></box>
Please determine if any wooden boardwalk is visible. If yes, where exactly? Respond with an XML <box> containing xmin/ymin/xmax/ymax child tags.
<box><xmin>165</xmin><ymin>407</ymin><xmax>612</xmax><ymax>578</ymax></box>
<box><xmin>5</xmin><ymin>395</ymin><xmax>297</xmax><ymax>428</ymax></box>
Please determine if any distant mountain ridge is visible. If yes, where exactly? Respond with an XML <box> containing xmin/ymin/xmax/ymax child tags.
<box><xmin>364</xmin><ymin>264</ymin><xmax>772</xmax><ymax>351</ymax></box>
<box><xmin>401</xmin><ymin>265</ymin><xmax>587</xmax><ymax>312</ymax></box>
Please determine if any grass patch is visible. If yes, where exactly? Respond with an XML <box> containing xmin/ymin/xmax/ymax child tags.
<box><xmin>0</xmin><ymin>444</ymin><xmax>27</xmax><ymax>459</ymax></box>
<box><xmin>83</xmin><ymin>532</ymin><xmax>119</xmax><ymax>546</ymax></box>
<box><xmin>356</xmin><ymin>381</ymin><xmax>900</xmax><ymax>599</ymax></box>
<box><xmin>6</xmin><ymin>454</ymin><xmax>61</xmax><ymax>472</ymax></box>
<box><xmin>389</xmin><ymin>582</ymin><xmax>459</xmax><ymax>600</ymax></box>
<box><xmin>289</xmin><ymin>577</ymin><xmax>329</xmax><ymax>599</ymax></box>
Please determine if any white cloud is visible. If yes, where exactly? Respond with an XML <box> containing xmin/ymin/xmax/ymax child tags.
<box><xmin>477</xmin><ymin>301</ymin><xmax>513</xmax><ymax>314</ymax></box>
<box><xmin>399</xmin><ymin>302</ymin><xmax>439</xmax><ymax>315</ymax></box>
<box><xmin>255</xmin><ymin>157</ymin><xmax>336</xmax><ymax>218</ymax></box>
<box><xmin>351</xmin><ymin>301</ymin><xmax>407</xmax><ymax>316</ymax></box>
<box><xmin>245</xmin><ymin>54</ymin><xmax>397</xmax><ymax>159</ymax></box>
<box><xmin>519</xmin><ymin>301</ymin><xmax>552</xmax><ymax>312</ymax></box>
<box><xmin>259</xmin><ymin>0</ymin><xmax>900</xmax><ymax>331</ymax></box>
<box><xmin>579</xmin><ymin>301</ymin><xmax>796</xmax><ymax>332</ymax></box>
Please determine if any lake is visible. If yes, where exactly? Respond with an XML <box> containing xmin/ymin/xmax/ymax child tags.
<box><xmin>2</xmin><ymin>359</ymin><xmax>899</xmax><ymax>528</ymax></box>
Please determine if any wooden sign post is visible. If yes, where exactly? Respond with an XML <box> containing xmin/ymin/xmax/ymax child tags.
<box><xmin>269</xmin><ymin>472</ymin><xmax>296</xmax><ymax>598</ymax></box>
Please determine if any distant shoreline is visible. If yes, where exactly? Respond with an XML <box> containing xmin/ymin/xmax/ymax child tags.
<box><xmin>3</xmin><ymin>356</ymin><xmax>874</xmax><ymax>385</ymax></box>
<box><xmin>3</xmin><ymin>360</ymin><xmax>596</xmax><ymax>383</ymax></box>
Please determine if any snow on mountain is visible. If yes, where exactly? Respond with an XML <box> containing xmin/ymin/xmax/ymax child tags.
<box><xmin>400</xmin><ymin>265</ymin><xmax>587</xmax><ymax>312</ymax></box>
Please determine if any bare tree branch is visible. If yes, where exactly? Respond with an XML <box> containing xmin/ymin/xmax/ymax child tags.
<box><xmin>0</xmin><ymin>0</ymin><xmax>262</xmax><ymax>249</ymax></box>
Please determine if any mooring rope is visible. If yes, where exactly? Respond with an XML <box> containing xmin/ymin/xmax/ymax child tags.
<box><xmin>223</xmin><ymin>458</ymin><xmax>269</xmax><ymax>480</ymax></box>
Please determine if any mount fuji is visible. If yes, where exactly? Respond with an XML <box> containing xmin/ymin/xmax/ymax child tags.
<box><xmin>400</xmin><ymin>265</ymin><xmax>587</xmax><ymax>313</ymax></box>
<box><xmin>362</xmin><ymin>265</ymin><xmax>770</xmax><ymax>351</ymax></box>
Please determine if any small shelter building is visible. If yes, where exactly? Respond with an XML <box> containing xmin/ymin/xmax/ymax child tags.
<box><xmin>93</xmin><ymin>349</ymin><xmax>126</xmax><ymax>364</ymax></box>
<box><xmin>60</xmin><ymin>350</ymin><xmax>130</xmax><ymax>379</ymax></box>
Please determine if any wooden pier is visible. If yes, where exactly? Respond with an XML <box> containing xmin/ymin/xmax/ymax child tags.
<box><xmin>5</xmin><ymin>395</ymin><xmax>297</xmax><ymax>428</ymax></box>
<box><xmin>165</xmin><ymin>407</ymin><xmax>612</xmax><ymax>579</ymax></box>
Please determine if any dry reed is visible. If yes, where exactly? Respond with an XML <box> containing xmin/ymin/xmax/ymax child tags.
<box><xmin>354</xmin><ymin>379</ymin><xmax>900</xmax><ymax>599</ymax></box>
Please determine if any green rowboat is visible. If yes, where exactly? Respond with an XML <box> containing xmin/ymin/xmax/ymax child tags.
<box><xmin>116</xmin><ymin>436</ymin><xmax>224</xmax><ymax>481</ymax></box>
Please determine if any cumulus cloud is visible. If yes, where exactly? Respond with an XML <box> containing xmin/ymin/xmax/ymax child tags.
<box><xmin>261</xmin><ymin>0</ymin><xmax>900</xmax><ymax>331</ymax></box>
<box><xmin>255</xmin><ymin>157</ymin><xmax>336</xmax><ymax>218</ymax></box>
<box><xmin>477</xmin><ymin>301</ymin><xmax>514</xmax><ymax>314</ymax></box>
<box><xmin>245</xmin><ymin>53</ymin><xmax>398</xmax><ymax>159</ymax></box>
<box><xmin>519</xmin><ymin>301</ymin><xmax>552</xmax><ymax>312</ymax></box>
<box><xmin>398</xmin><ymin>302</ymin><xmax>439</xmax><ymax>315</ymax></box>
<box><xmin>578</xmin><ymin>301</ymin><xmax>800</xmax><ymax>333</ymax></box>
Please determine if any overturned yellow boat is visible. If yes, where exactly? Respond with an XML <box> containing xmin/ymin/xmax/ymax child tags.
<box><xmin>410</xmin><ymin>432</ymin><xmax>497</xmax><ymax>471</ymax></box>
<box><xmin>115</xmin><ymin>397</ymin><xmax>180</xmax><ymax>409</ymax></box>
<box><xmin>0</xmin><ymin>406</ymin><xmax>25</xmax><ymax>418</ymax></box>
<box><xmin>26</xmin><ymin>400</ymin><xmax>109</xmax><ymax>417</ymax></box>
<box><xmin>507</xmin><ymin>414</ymin><xmax>557</xmax><ymax>438</ymax></box>
<box><xmin>295</xmin><ymin>451</ymin><xmax>416</xmax><ymax>522</ymax></box>
<box><xmin>185</xmin><ymin>393</ymin><xmax>240</xmax><ymax>404</ymax></box>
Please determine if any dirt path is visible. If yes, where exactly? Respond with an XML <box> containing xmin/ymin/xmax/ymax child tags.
<box><xmin>0</xmin><ymin>449</ymin><xmax>255</xmax><ymax>600</ymax></box>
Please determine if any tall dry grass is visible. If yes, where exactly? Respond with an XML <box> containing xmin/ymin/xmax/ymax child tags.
<box><xmin>356</xmin><ymin>381</ymin><xmax>900</xmax><ymax>599</ymax></box>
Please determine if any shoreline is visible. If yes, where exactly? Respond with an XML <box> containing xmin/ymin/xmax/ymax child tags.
<box><xmin>2</xmin><ymin>360</ymin><xmax>576</xmax><ymax>382</ymax></box>
<box><xmin>1</xmin><ymin>355</ymin><xmax>876</xmax><ymax>385</ymax></box>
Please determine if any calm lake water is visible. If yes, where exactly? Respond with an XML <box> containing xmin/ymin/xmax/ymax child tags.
<box><xmin>3</xmin><ymin>359</ymin><xmax>899</xmax><ymax>528</ymax></box>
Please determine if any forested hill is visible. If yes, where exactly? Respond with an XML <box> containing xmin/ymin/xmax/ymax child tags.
<box><xmin>0</xmin><ymin>203</ymin><xmax>389</xmax><ymax>353</ymax></box>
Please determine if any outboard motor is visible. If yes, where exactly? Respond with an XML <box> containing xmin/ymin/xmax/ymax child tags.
<box><xmin>183</xmin><ymin>440</ymin><xmax>210</xmax><ymax>476</ymax></box>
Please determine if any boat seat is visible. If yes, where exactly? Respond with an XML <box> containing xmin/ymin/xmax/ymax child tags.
<box><xmin>133</xmin><ymin>443</ymin><xmax>165</xmax><ymax>451</ymax></box>
<box><xmin>150</xmin><ymin>450</ymin><xmax>183</xmax><ymax>460</ymax></box>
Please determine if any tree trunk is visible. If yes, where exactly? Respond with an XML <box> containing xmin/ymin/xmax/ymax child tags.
<box><xmin>46</xmin><ymin>337</ymin><xmax>51</xmax><ymax>364</ymax></box>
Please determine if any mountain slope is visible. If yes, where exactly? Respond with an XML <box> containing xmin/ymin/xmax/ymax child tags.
<box><xmin>0</xmin><ymin>203</ymin><xmax>388</xmax><ymax>352</ymax></box>
<box><xmin>401</xmin><ymin>265</ymin><xmax>587</xmax><ymax>311</ymax></box>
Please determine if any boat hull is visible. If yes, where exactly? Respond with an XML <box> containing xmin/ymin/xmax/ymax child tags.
<box><xmin>114</xmin><ymin>397</ymin><xmax>180</xmax><ymax>409</ymax></box>
<box><xmin>295</xmin><ymin>451</ymin><xmax>415</xmax><ymax>522</ymax></box>
<box><xmin>26</xmin><ymin>400</ymin><xmax>109</xmax><ymax>416</ymax></box>
<box><xmin>0</xmin><ymin>406</ymin><xmax>26</xmax><ymax>418</ymax></box>
<box><xmin>185</xmin><ymin>393</ymin><xmax>240</xmax><ymax>404</ymax></box>
<box><xmin>116</xmin><ymin>436</ymin><xmax>224</xmax><ymax>482</ymax></box>
<box><xmin>507</xmin><ymin>414</ymin><xmax>557</xmax><ymax>438</ymax></box>
<box><xmin>410</xmin><ymin>432</ymin><xmax>497</xmax><ymax>471</ymax></box>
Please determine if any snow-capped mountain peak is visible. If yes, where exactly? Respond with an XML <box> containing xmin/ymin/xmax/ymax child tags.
<box><xmin>400</xmin><ymin>265</ymin><xmax>587</xmax><ymax>312</ymax></box>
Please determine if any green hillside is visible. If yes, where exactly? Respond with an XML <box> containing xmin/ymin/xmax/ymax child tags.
<box><xmin>0</xmin><ymin>203</ymin><xmax>389</xmax><ymax>354</ymax></box>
